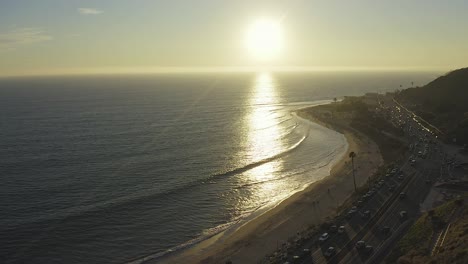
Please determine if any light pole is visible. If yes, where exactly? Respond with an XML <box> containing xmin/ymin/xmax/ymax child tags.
<box><xmin>349</xmin><ymin>151</ymin><xmax>357</xmax><ymax>192</ymax></box>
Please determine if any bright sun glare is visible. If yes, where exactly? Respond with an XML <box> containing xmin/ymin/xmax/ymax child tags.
<box><xmin>245</xmin><ymin>19</ymin><xmax>283</xmax><ymax>61</ymax></box>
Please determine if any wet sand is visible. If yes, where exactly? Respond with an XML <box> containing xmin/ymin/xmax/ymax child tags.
<box><xmin>159</xmin><ymin>107</ymin><xmax>383</xmax><ymax>264</ymax></box>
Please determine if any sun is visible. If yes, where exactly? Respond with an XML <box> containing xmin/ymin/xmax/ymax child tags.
<box><xmin>245</xmin><ymin>19</ymin><xmax>283</xmax><ymax>61</ymax></box>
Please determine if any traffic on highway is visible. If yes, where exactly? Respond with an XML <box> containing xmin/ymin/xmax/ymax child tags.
<box><xmin>282</xmin><ymin>95</ymin><xmax>453</xmax><ymax>264</ymax></box>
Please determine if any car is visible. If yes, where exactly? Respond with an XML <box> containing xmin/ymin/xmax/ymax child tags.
<box><xmin>400</xmin><ymin>211</ymin><xmax>408</xmax><ymax>220</ymax></box>
<box><xmin>362</xmin><ymin>210</ymin><xmax>371</xmax><ymax>219</ymax></box>
<box><xmin>356</xmin><ymin>200</ymin><xmax>363</xmax><ymax>207</ymax></box>
<box><xmin>324</xmin><ymin>247</ymin><xmax>336</xmax><ymax>257</ymax></box>
<box><xmin>338</xmin><ymin>225</ymin><xmax>346</xmax><ymax>234</ymax></box>
<box><xmin>356</xmin><ymin>240</ymin><xmax>366</xmax><ymax>249</ymax></box>
<box><xmin>329</xmin><ymin>225</ymin><xmax>337</xmax><ymax>233</ymax></box>
<box><xmin>318</xmin><ymin>233</ymin><xmax>329</xmax><ymax>243</ymax></box>
<box><xmin>388</xmin><ymin>184</ymin><xmax>395</xmax><ymax>192</ymax></box>
<box><xmin>362</xmin><ymin>194</ymin><xmax>370</xmax><ymax>201</ymax></box>
<box><xmin>399</xmin><ymin>192</ymin><xmax>406</xmax><ymax>199</ymax></box>
<box><xmin>382</xmin><ymin>226</ymin><xmax>391</xmax><ymax>236</ymax></box>
<box><xmin>364</xmin><ymin>245</ymin><xmax>374</xmax><ymax>254</ymax></box>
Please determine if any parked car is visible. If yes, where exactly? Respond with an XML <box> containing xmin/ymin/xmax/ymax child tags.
<box><xmin>362</xmin><ymin>194</ymin><xmax>370</xmax><ymax>201</ymax></box>
<box><xmin>348</xmin><ymin>206</ymin><xmax>358</xmax><ymax>216</ymax></box>
<box><xmin>399</xmin><ymin>192</ymin><xmax>406</xmax><ymax>199</ymax></box>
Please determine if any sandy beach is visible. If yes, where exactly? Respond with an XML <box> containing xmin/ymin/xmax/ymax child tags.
<box><xmin>159</xmin><ymin>106</ymin><xmax>384</xmax><ymax>264</ymax></box>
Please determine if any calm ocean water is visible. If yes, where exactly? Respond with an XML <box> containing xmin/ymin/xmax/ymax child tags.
<box><xmin>0</xmin><ymin>71</ymin><xmax>438</xmax><ymax>263</ymax></box>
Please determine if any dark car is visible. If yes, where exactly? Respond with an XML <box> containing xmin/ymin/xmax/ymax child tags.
<box><xmin>364</xmin><ymin>245</ymin><xmax>374</xmax><ymax>255</ymax></box>
<box><xmin>356</xmin><ymin>240</ymin><xmax>366</xmax><ymax>249</ymax></box>
<box><xmin>382</xmin><ymin>226</ymin><xmax>391</xmax><ymax>236</ymax></box>
<box><xmin>362</xmin><ymin>210</ymin><xmax>371</xmax><ymax>219</ymax></box>
<box><xmin>400</xmin><ymin>211</ymin><xmax>408</xmax><ymax>220</ymax></box>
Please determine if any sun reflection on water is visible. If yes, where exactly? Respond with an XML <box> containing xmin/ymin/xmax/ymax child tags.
<box><xmin>244</xmin><ymin>72</ymin><xmax>285</xmax><ymax>193</ymax></box>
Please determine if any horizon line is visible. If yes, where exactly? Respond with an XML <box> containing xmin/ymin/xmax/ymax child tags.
<box><xmin>0</xmin><ymin>66</ymin><xmax>452</xmax><ymax>78</ymax></box>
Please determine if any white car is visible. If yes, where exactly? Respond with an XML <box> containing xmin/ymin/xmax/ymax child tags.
<box><xmin>338</xmin><ymin>225</ymin><xmax>346</xmax><ymax>234</ymax></box>
<box><xmin>324</xmin><ymin>247</ymin><xmax>336</xmax><ymax>257</ymax></box>
<box><xmin>318</xmin><ymin>233</ymin><xmax>329</xmax><ymax>243</ymax></box>
<box><xmin>356</xmin><ymin>240</ymin><xmax>366</xmax><ymax>249</ymax></box>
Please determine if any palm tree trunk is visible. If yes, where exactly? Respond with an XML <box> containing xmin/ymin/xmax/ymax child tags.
<box><xmin>351</xmin><ymin>157</ymin><xmax>356</xmax><ymax>191</ymax></box>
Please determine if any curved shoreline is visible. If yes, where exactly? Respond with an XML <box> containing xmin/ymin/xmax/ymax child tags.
<box><xmin>154</xmin><ymin>105</ymin><xmax>383</xmax><ymax>264</ymax></box>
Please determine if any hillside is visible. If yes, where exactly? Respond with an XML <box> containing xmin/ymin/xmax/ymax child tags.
<box><xmin>388</xmin><ymin>199</ymin><xmax>467</xmax><ymax>264</ymax></box>
<box><xmin>397</xmin><ymin>67</ymin><xmax>468</xmax><ymax>145</ymax></box>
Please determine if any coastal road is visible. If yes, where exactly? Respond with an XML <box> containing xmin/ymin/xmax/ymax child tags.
<box><xmin>287</xmin><ymin>95</ymin><xmax>443</xmax><ymax>264</ymax></box>
<box><xmin>315</xmin><ymin>99</ymin><xmax>441</xmax><ymax>264</ymax></box>
<box><xmin>338</xmin><ymin>109</ymin><xmax>443</xmax><ymax>263</ymax></box>
<box><xmin>295</xmin><ymin>156</ymin><xmax>417</xmax><ymax>264</ymax></box>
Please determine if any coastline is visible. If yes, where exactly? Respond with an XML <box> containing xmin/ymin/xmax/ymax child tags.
<box><xmin>157</xmin><ymin>104</ymin><xmax>384</xmax><ymax>264</ymax></box>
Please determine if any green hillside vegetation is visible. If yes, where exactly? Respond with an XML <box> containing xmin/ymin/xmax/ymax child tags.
<box><xmin>434</xmin><ymin>204</ymin><xmax>468</xmax><ymax>263</ymax></box>
<box><xmin>388</xmin><ymin>199</ymin><xmax>466</xmax><ymax>263</ymax></box>
<box><xmin>397</xmin><ymin>67</ymin><xmax>468</xmax><ymax>145</ymax></box>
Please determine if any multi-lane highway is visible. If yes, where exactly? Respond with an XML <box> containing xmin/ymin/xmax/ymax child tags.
<box><xmin>283</xmin><ymin>95</ymin><xmax>447</xmax><ymax>264</ymax></box>
<box><xmin>336</xmin><ymin>97</ymin><xmax>444</xmax><ymax>264</ymax></box>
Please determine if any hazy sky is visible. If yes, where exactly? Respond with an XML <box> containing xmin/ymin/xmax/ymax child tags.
<box><xmin>1</xmin><ymin>0</ymin><xmax>468</xmax><ymax>76</ymax></box>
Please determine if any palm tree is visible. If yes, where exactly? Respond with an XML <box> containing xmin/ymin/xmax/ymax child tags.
<box><xmin>349</xmin><ymin>151</ymin><xmax>357</xmax><ymax>192</ymax></box>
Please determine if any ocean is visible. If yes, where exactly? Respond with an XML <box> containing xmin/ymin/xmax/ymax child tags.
<box><xmin>0</xmin><ymin>71</ymin><xmax>439</xmax><ymax>263</ymax></box>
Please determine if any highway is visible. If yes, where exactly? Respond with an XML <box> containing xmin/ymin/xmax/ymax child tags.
<box><xmin>337</xmin><ymin>97</ymin><xmax>444</xmax><ymax>264</ymax></box>
<box><xmin>283</xmin><ymin>95</ymin><xmax>446</xmax><ymax>264</ymax></box>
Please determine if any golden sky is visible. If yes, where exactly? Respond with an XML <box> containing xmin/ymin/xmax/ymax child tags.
<box><xmin>1</xmin><ymin>0</ymin><xmax>468</xmax><ymax>76</ymax></box>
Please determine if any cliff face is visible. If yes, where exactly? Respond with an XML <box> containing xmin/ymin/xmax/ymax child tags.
<box><xmin>397</xmin><ymin>67</ymin><xmax>468</xmax><ymax>144</ymax></box>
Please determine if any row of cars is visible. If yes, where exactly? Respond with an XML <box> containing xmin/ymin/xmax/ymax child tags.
<box><xmin>316</xmin><ymin>166</ymin><xmax>407</xmax><ymax>259</ymax></box>
<box><xmin>318</xmin><ymin>225</ymin><xmax>347</xmax><ymax>258</ymax></box>
<box><xmin>290</xmin><ymin>99</ymin><xmax>425</xmax><ymax>262</ymax></box>
<box><xmin>320</xmin><ymin>239</ymin><xmax>374</xmax><ymax>259</ymax></box>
